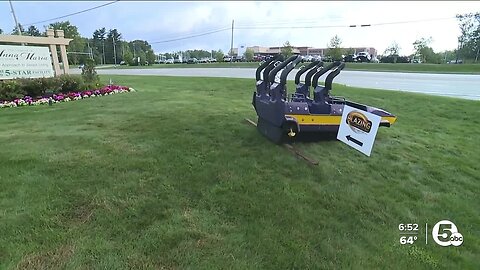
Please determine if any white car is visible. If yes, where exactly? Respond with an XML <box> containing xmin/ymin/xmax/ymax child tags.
<box><xmin>165</xmin><ymin>59</ymin><xmax>174</xmax><ymax>64</ymax></box>
<box><xmin>356</xmin><ymin>52</ymin><xmax>371</xmax><ymax>62</ymax></box>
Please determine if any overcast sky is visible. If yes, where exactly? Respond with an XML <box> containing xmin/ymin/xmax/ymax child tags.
<box><xmin>1</xmin><ymin>1</ymin><xmax>479</xmax><ymax>55</ymax></box>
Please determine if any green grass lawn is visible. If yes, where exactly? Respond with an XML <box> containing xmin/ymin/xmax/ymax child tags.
<box><xmin>1</xmin><ymin>75</ymin><xmax>479</xmax><ymax>269</ymax></box>
<box><xmin>103</xmin><ymin>62</ymin><xmax>480</xmax><ymax>74</ymax></box>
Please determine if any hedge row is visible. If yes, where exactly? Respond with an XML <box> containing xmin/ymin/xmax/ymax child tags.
<box><xmin>0</xmin><ymin>75</ymin><xmax>103</xmax><ymax>101</ymax></box>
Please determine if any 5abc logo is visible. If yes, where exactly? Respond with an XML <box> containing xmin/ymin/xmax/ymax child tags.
<box><xmin>432</xmin><ymin>220</ymin><xmax>463</xmax><ymax>247</ymax></box>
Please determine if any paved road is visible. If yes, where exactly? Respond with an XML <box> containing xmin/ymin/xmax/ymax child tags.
<box><xmin>71</xmin><ymin>68</ymin><xmax>480</xmax><ymax>100</ymax></box>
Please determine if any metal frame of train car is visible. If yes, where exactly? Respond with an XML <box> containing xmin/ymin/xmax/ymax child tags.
<box><xmin>252</xmin><ymin>55</ymin><xmax>397</xmax><ymax>144</ymax></box>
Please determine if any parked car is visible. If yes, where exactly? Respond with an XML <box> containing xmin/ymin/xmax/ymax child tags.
<box><xmin>209</xmin><ymin>58</ymin><xmax>217</xmax><ymax>63</ymax></box>
<box><xmin>253</xmin><ymin>55</ymin><xmax>264</xmax><ymax>62</ymax></box>
<box><xmin>78</xmin><ymin>64</ymin><xmax>85</xmax><ymax>69</ymax></box>
<box><xmin>356</xmin><ymin>52</ymin><xmax>371</xmax><ymax>62</ymax></box>
<box><xmin>343</xmin><ymin>54</ymin><xmax>357</xmax><ymax>62</ymax></box>
<box><xmin>174</xmin><ymin>58</ymin><xmax>182</xmax><ymax>64</ymax></box>
<box><xmin>448</xmin><ymin>59</ymin><xmax>463</xmax><ymax>64</ymax></box>
<box><xmin>302</xmin><ymin>55</ymin><xmax>314</xmax><ymax>62</ymax></box>
<box><xmin>199</xmin><ymin>58</ymin><xmax>210</xmax><ymax>63</ymax></box>
<box><xmin>223</xmin><ymin>55</ymin><xmax>232</xmax><ymax>62</ymax></box>
<box><xmin>313</xmin><ymin>55</ymin><xmax>322</xmax><ymax>61</ymax></box>
<box><xmin>165</xmin><ymin>59</ymin><xmax>174</xmax><ymax>64</ymax></box>
<box><xmin>233</xmin><ymin>55</ymin><xmax>245</xmax><ymax>62</ymax></box>
<box><xmin>187</xmin><ymin>58</ymin><xmax>198</xmax><ymax>64</ymax></box>
<box><xmin>322</xmin><ymin>56</ymin><xmax>332</xmax><ymax>62</ymax></box>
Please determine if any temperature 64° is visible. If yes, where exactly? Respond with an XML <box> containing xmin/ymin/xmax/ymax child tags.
<box><xmin>400</xmin><ymin>236</ymin><xmax>418</xmax><ymax>245</ymax></box>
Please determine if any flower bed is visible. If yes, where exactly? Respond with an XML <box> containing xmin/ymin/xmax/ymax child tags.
<box><xmin>0</xmin><ymin>85</ymin><xmax>135</xmax><ymax>109</ymax></box>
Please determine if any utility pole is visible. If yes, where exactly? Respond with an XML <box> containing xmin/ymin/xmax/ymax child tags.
<box><xmin>8</xmin><ymin>0</ymin><xmax>22</xmax><ymax>36</ymax></box>
<box><xmin>113</xmin><ymin>36</ymin><xmax>117</xmax><ymax>66</ymax></box>
<box><xmin>230</xmin><ymin>19</ymin><xmax>234</xmax><ymax>63</ymax></box>
<box><xmin>102</xmin><ymin>40</ymin><xmax>106</xmax><ymax>65</ymax></box>
<box><xmin>87</xmin><ymin>42</ymin><xmax>93</xmax><ymax>60</ymax></box>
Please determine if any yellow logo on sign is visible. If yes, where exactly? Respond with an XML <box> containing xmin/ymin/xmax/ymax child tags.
<box><xmin>346</xmin><ymin>111</ymin><xmax>372</xmax><ymax>133</ymax></box>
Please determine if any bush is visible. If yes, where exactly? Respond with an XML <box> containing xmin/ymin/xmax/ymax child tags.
<box><xmin>380</xmin><ymin>55</ymin><xmax>411</xmax><ymax>63</ymax></box>
<box><xmin>0</xmin><ymin>74</ymin><xmax>104</xmax><ymax>101</ymax></box>
<box><xmin>81</xmin><ymin>58</ymin><xmax>99</xmax><ymax>87</ymax></box>
<box><xmin>56</xmin><ymin>74</ymin><xmax>84</xmax><ymax>94</ymax></box>
<box><xmin>15</xmin><ymin>77</ymin><xmax>58</xmax><ymax>98</ymax></box>
<box><xmin>0</xmin><ymin>80</ymin><xmax>26</xmax><ymax>100</ymax></box>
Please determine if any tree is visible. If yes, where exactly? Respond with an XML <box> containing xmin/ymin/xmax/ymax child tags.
<box><xmin>26</xmin><ymin>25</ymin><xmax>41</xmax><ymax>36</ymax></box>
<box><xmin>145</xmin><ymin>49</ymin><xmax>156</xmax><ymax>65</ymax></box>
<box><xmin>48</xmin><ymin>21</ymin><xmax>84</xmax><ymax>64</ymax></box>
<box><xmin>11</xmin><ymin>23</ymin><xmax>24</xmax><ymax>34</ymax></box>
<box><xmin>136</xmin><ymin>50</ymin><xmax>146</xmax><ymax>65</ymax></box>
<box><xmin>185</xmin><ymin>49</ymin><xmax>210</xmax><ymax>59</ymax></box>
<box><xmin>384</xmin><ymin>41</ymin><xmax>401</xmax><ymax>63</ymax></box>
<box><xmin>93</xmin><ymin>28</ymin><xmax>106</xmax><ymax>41</ymax></box>
<box><xmin>68</xmin><ymin>37</ymin><xmax>88</xmax><ymax>65</ymax></box>
<box><xmin>244</xmin><ymin>48</ymin><xmax>254</xmax><ymax>62</ymax></box>
<box><xmin>412</xmin><ymin>37</ymin><xmax>442</xmax><ymax>63</ymax></box>
<box><xmin>48</xmin><ymin>21</ymin><xmax>80</xmax><ymax>38</ymax></box>
<box><xmin>213</xmin><ymin>49</ymin><xmax>224</xmax><ymax>62</ymax></box>
<box><xmin>0</xmin><ymin>28</ymin><xmax>3</xmax><ymax>34</ymax></box>
<box><xmin>92</xmin><ymin>28</ymin><xmax>107</xmax><ymax>64</ymax></box>
<box><xmin>413</xmin><ymin>37</ymin><xmax>432</xmax><ymax>63</ymax></box>
<box><xmin>281</xmin><ymin>41</ymin><xmax>293</xmax><ymax>58</ymax></box>
<box><xmin>124</xmin><ymin>48</ymin><xmax>134</xmax><ymax>65</ymax></box>
<box><xmin>326</xmin><ymin>35</ymin><xmax>344</xmax><ymax>61</ymax></box>
<box><xmin>164</xmin><ymin>52</ymin><xmax>173</xmax><ymax>60</ymax></box>
<box><xmin>105</xmin><ymin>29</ymin><xmax>122</xmax><ymax>64</ymax></box>
<box><xmin>81</xmin><ymin>58</ymin><xmax>99</xmax><ymax>87</ymax></box>
<box><xmin>422</xmin><ymin>47</ymin><xmax>442</xmax><ymax>64</ymax></box>
<box><xmin>440</xmin><ymin>50</ymin><xmax>456</xmax><ymax>63</ymax></box>
<box><xmin>456</xmin><ymin>12</ymin><xmax>480</xmax><ymax>62</ymax></box>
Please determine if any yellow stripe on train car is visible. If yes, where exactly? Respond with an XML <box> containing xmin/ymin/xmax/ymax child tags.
<box><xmin>286</xmin><ymin>115</ymin><xmax>397</xmax><ymax>125</ymax></box>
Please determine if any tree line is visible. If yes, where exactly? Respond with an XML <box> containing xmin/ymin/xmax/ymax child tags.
<box><xmin>1</xmin><ymin>22</ymin><xmax>156</xmax><ymax>66</ymax></box>
<box><xmin>282</xmin><ymin>12</ymin><xmax>479</xmax><ymax>64</ymax></box>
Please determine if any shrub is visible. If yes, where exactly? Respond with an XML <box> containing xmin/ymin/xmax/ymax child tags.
<box><xmin>56</xmin><ymin>74</ymin><xmax>84</xmax><ymax>94</ymax></box>
<box><xmin>0</xmin><ymin>75</ymin><xmax>88</xmax><ymax>100</ymax></box>
<box><xmin>15</xmin><ymin>77</ymin><xmax>58</xmax><ymax>98</ymax></box>
<box><xmin>0</xmin><ymin>80</ymin><xmax>26</xmax><ymax>100</ymax></box>
<box><xmin>81</xmin><ymin>58</ymin><xmax>99</xmax><ymax>86</ymax></box>
<box><xmin>380</xmin><ymin>55</ymin><xmax>411</xmax><ymax>63</ymax></box>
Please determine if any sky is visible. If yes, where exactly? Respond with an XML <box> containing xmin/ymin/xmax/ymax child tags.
<box><xmin>1</xmin><ymin>1</ymin><xmax>479</xmax><ymax>55</ymax></box>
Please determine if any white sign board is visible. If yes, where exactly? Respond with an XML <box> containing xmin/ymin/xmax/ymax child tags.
<box><xmin>337</xmin><ymin>105</ymin><xmax>381</xmax><ymax>156</ymax></box>
<box><xmin>0</xmin><ymin>45</ymin><xmax>54</xmax><ymax>80</ymax></box>
<box><xmin>238</xmin><ymin>44</ymin><xmax>247</xmax><ymax>57</ymax></box>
